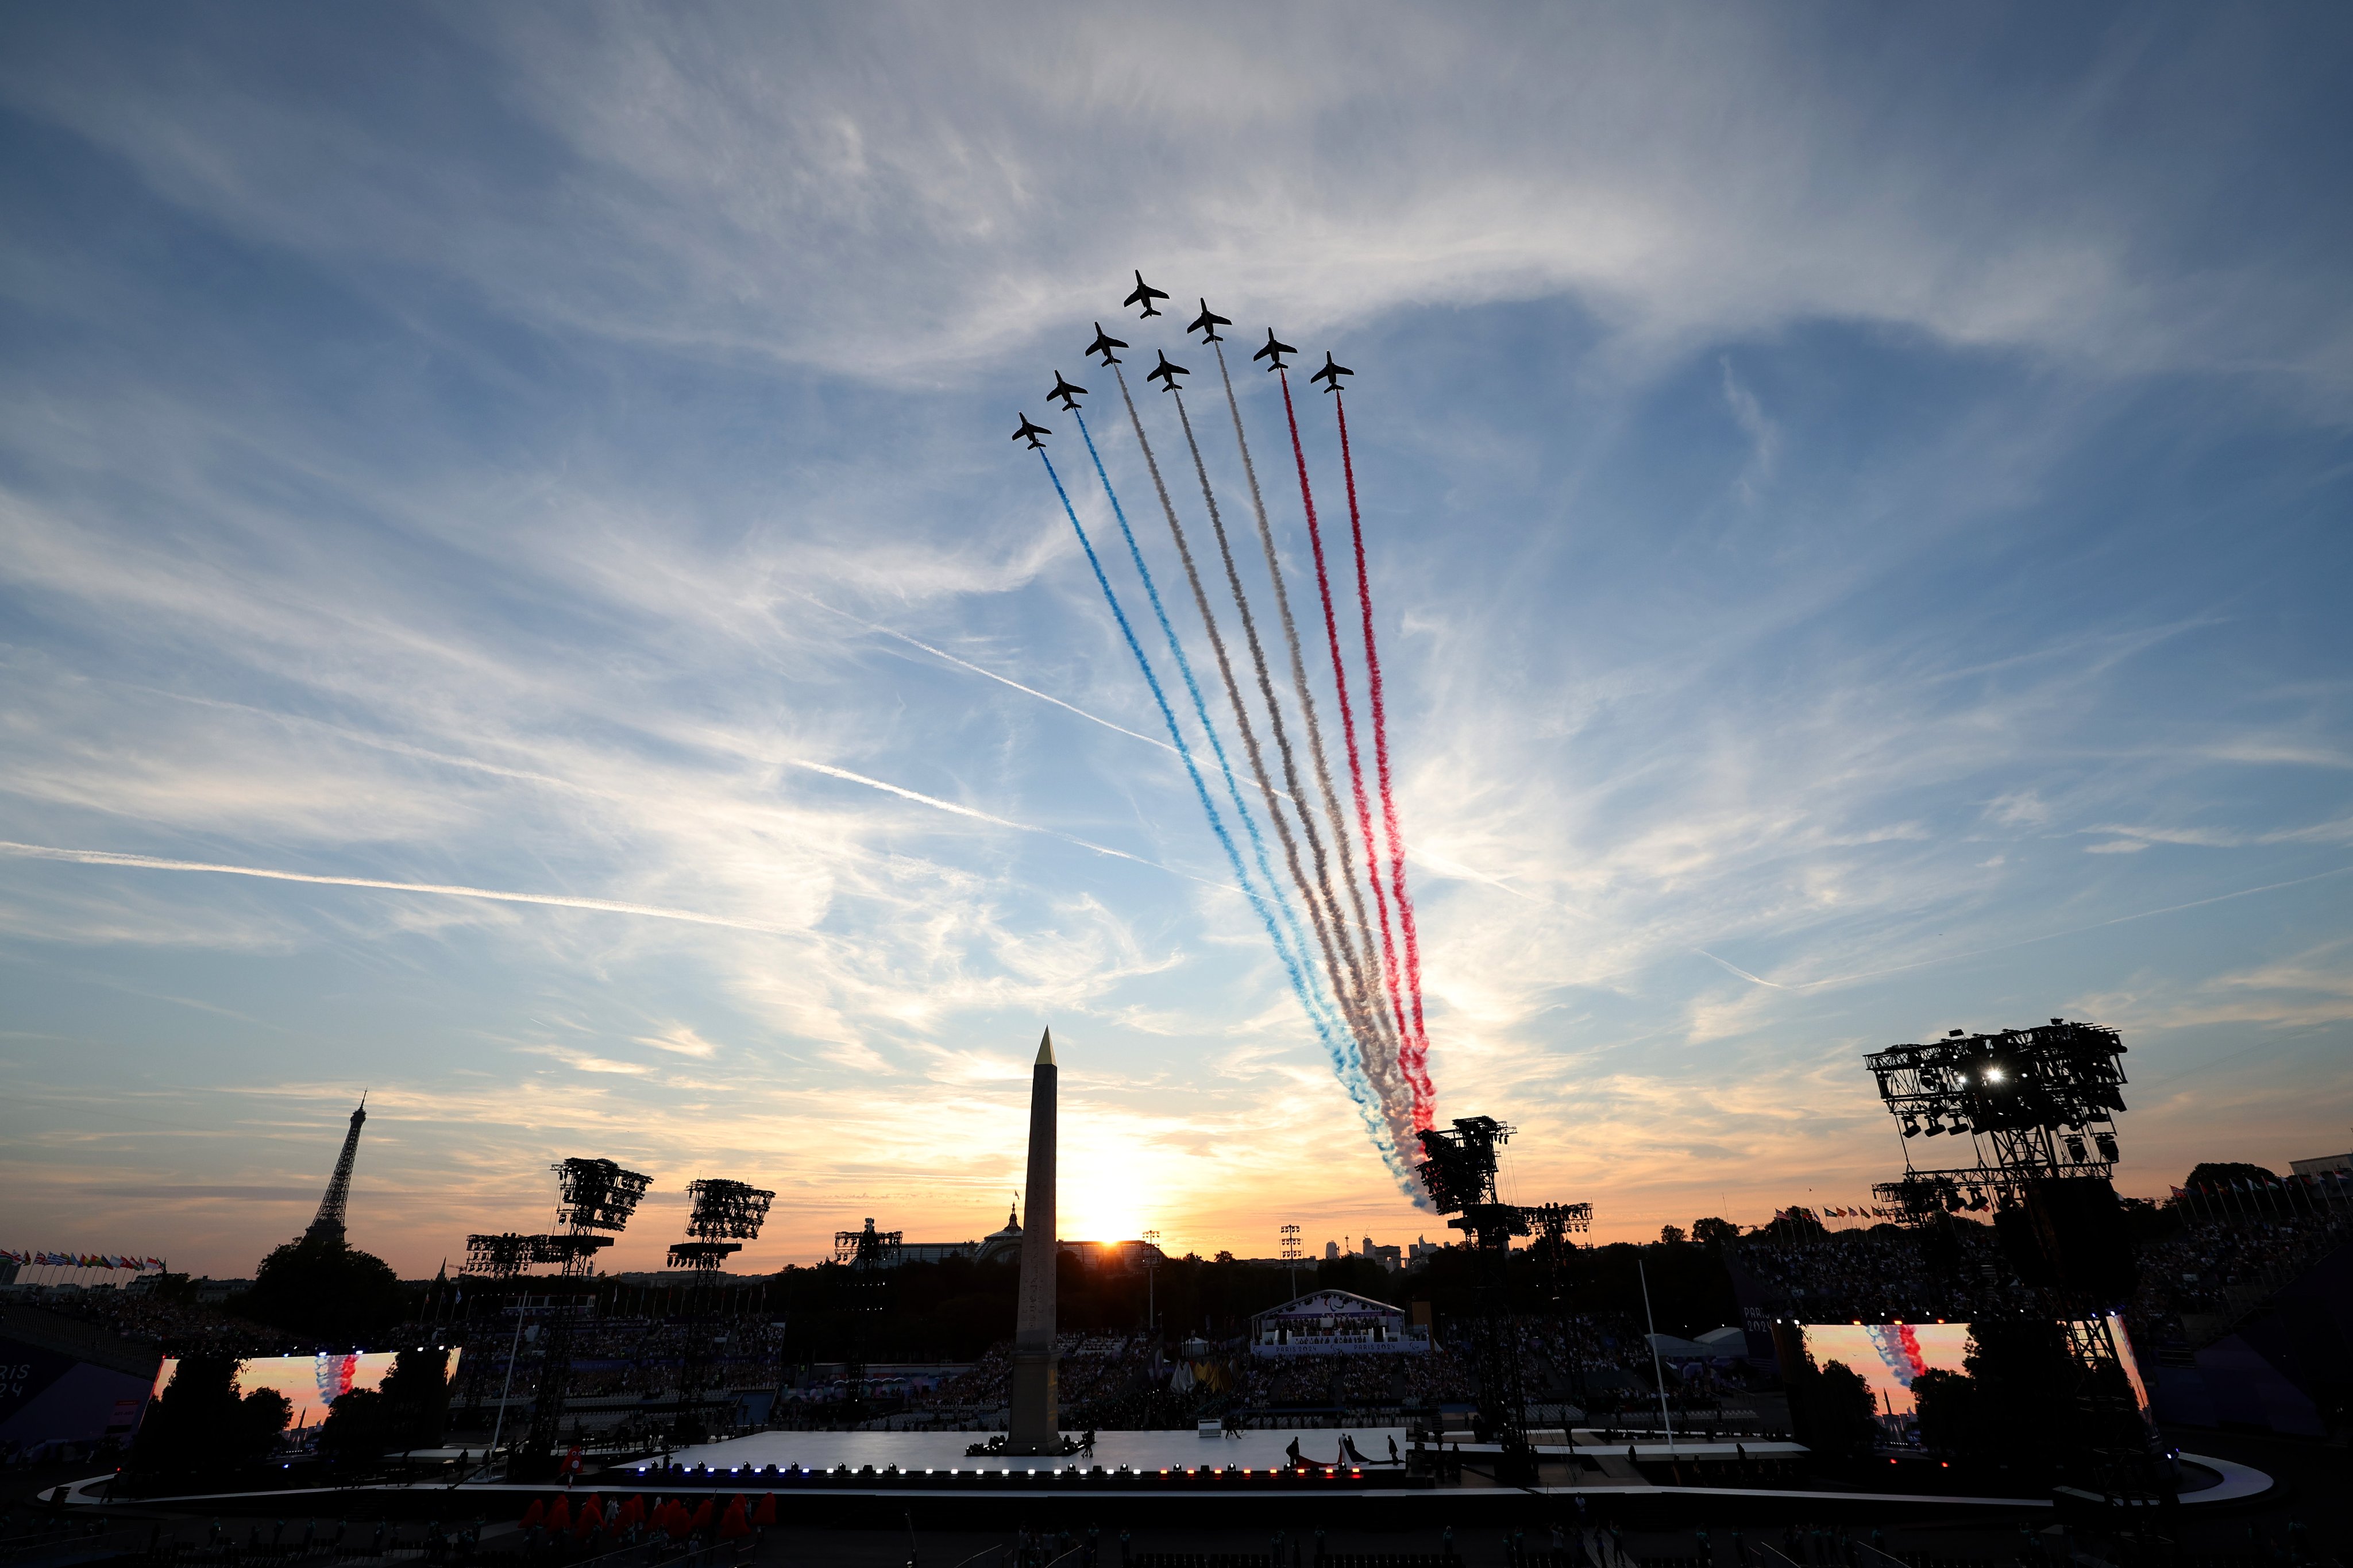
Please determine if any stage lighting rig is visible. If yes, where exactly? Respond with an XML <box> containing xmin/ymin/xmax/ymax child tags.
<box><xmin>462</xmin><ymin>1231</ymin><xmax>535</xmax><ymax>1279</ymax></box>
<box><xmin>832</xmin><ymin>1216</ymin><xmax>904</xmax><ymax>1268</ymax></box>
<box><xmin>668</xmin><ymin>1177</ymin><xmax>776</xmax><ymax>1272</ymax></box>
<box><xmin>1415</xmin><ymin>1115</ymin><xmax>1532</xmax><ymax>1246</ymax></box>
<box><xmin>552</xmin><ymin>1156</ymin><xmax>654</xmax><ymax>1238</ymax></box>
<box><xmin>1866</xmin><ymin>1019</ymin><xmax>2127</xmax><ymax>1187</ymax></box>
<box><xmin>1863</xmin><ymin>1021</ymin><xmax>2162</xmax><ymax>1513</ymax></box>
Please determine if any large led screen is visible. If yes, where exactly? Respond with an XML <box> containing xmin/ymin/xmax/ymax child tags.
<box><xmin>1800</xmin><ymin>1323</ymin><xmax>1972</xmax><ymax>1418</ymax></box>
<box><xmin>1802</xmin><ymin>1318</ymin><xmax>2152</xmax><ymax>1423</ymax></box>
<box><xmin>151</xmin><ymin>1350</ymin><xmax>461</xmax><ymax>1427</ymax></box>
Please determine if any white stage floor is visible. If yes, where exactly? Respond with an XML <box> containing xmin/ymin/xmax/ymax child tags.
<box><xmin>651</xmin><ymin>1428</ymin><xmax>1412</xmax><ymax>1476</ymax></box>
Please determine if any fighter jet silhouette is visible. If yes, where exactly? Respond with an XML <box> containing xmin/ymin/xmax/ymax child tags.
<box><xmin>1048</xmin><ymin>373</ymin><xmax>1086</xmax><ymax>412</ymax></box>
<box><xmin>1253</xmin><ymin>330</ymin><xmax>1297</xmax><ymax>372</ymax></box>
<box><xmin>1085</xmin><ymin>323</ymin><xmax>1128</xmax><ymax>366</ymax></box>
<box><xmin>1011</xmin><ymin>414</ymin><xmax>1051</xmax><ymax>450</ymax></box>
<box><xmin>1310</xmin><ymin>351</ymin><xmax>1353</xmax><ymax>393</ymax></box>
<box><xmin>1187</xmin><ymin>299</ymin><xmax>1231</xmax><ymax>342</ymax></box>
<box><xmin>1145</xmin><ymin>350</ymin><xmax>1189</xmax><ymax>392</ymax></box>
<box><xmin>1124</xmin><ymin>271</ymin><xmax>1170</xmax><ymax>318</ymax></box>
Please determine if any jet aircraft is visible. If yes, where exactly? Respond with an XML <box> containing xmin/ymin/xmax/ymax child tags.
<box><xmin>1145</xmin><ymin>350</ymin><xmax>1189</xmax><ymax>391</ymax></box>
<box><xmin>1124</xmin><ymin>271</ymin><xmax>1170</xmax><ymax>318</ymax></box>
<box><xmin>1187</xmin><ymin>299</ymin><xmax>1231</xmax><ymax>342</ymax></box>
<box><xmin>1048</xmin><ymin>373</ymin><xmax>1086</xmax><ymax>411</ymax></box>
<box><xmin>1253</xmin><ymin>330</ymin><xmax>1297</xmax><ymax>371</ymax></box>
<box><xmin>1011</xmin><ymin>414</ymin><xmax>1051</xmax><ymax>450</ymax></box>
<box><xmin>1086</xmin><ymin>323</ymin><xmax>1128</xmax><ymax>365</ymax></box>
<box><xmin>1310</xmin><ymin>352</ymin><xmax>1353</xmax><ymax>392</ymax></box>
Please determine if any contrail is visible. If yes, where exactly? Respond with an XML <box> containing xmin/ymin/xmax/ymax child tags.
<box><xmin>1168</xmin><ymin>376</ymin><xmax>1405</xmax><ymax>1141</ymax></box>
<box><xmin>1212</xmin><ymin>341</ymin><xmax>1403</xmax><ymax>1081</ymax></box>
<box><xmin>0</xmin><ymin>840</ymin><xmax>796</xmax><ymax>934</ymax></box>
<box><xmin>1336</xmin><ymin>389</ymin><xmax>1436</xmax><ymax>1124</ymax></box>
<box><xmin>793</xmin><ymin>593</ymin><xmax>1179</xmax><ymax>760</ymax></box>
<box><xmin>1697</xmin><ymin>949</ymin><xmax>1791</xmax><ymax>990</ymax></box>
<box><xmin>1279</xmin><ymin>368</ymin><xmax>1415</xmax><ymax>1105</ymax></box>
<box><xmin>122</xmin><ymin>673</ymin><xmax>1189</xmax><ymax>878</ymax></box>
<box><xmin>782</xmin><ymin>759</ymin><xmax>1176</xmax><ymax>873</ymax></box>
<box><xmin>1037</xmin><ymin>445</ymin><xmax>1392</xmax><ymax>1165</ymax></box>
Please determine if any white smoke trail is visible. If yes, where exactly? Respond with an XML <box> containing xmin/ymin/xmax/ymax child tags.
<box><xmin>1209</xmin><ymin>341</ymin><xmax>1406</xmax><ymax>1071</ymax></box>
<box><xmin>1166</xmin><ymin>384</ymin><xmax>1405</xmax><ymax>1140</ymax></box>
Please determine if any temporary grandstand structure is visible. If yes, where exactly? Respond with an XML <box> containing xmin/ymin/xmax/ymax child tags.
<box><xmin>1248</xmin><ymin>1289</ymin><xmax>1428</xmax><ymax>1357</ymax></box>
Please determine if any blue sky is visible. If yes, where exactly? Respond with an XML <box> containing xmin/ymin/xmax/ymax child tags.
<box><xmin>2</xmin><ymin>4</ymin><xmax>2348</xmax><ymax>1278</ymax></box>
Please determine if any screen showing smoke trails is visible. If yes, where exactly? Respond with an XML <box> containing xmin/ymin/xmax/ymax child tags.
<box><xmin>1797</xmin><ymin>1318</ymin><xmax>2150</xmax><ymax>1420</ymax></box>
<box><xmin>151</xmin><ymin>1349</ymin><xmax>462</xmax><ymax>1427</ymax></box>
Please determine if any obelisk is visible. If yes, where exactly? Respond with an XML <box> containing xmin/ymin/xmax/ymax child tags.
<box><xmin>1007</xmin><ymin>1028</ymin><xmax>1059</xmax><ymax>1453</ymax></box>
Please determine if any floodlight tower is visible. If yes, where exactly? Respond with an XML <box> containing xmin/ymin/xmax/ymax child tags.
<box><xmin>668</xmin><ymin>1178</ymin><xmax>774</xmax><ymax>1436</ymax></box>
<box><xmin>1529</xmin><ymin>1202</ymin><xmax>1593</xmax><ymax>1403</ymax></box>
<box><xmin>1280</xmin><ymin>1223</ymin><xmax>1302</xmax><ymax>1298</ymax></box>
<box><xmin>1415</xmin><ymin>1116</ymin><xmax>1537</xmax><ymax>1484</ymax></box>
<box><xmin>1865</xmin><ymin>1021</ymin><xmax>2164</xmax><ymax>1513</ymax></box>
<box><xmin>831</xmin><ymin>1217</ymin><xmax>902</xmax><ymax>1409</ymax></box>
<box><xmin>516</xmin><ymin>1157</ymin><xmax>652</xmax><ymax>1476</ymax></box>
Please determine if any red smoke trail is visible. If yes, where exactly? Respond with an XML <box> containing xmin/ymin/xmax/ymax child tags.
<box><xmin>1336</xmin><ymin>391</ymin><xmax>1434</xmax><ymax>1126</ymax></box>
<box><xmin>1279</xmin><ymin>371</ymin><xmax>1412</xmax><ymax>1059</ymax></box>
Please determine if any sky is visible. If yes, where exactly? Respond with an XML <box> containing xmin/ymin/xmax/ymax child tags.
<box><xmin>2</xmin><ymin>3</ymin><xmax>2349</xmax><ymax>1281</ymax></box>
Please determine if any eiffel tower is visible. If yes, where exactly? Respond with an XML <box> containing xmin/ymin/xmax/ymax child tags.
<box><xmin>304</xmin><ymin>1095</ymin><xmax>367</xmax><ymax>1246</ymax></box>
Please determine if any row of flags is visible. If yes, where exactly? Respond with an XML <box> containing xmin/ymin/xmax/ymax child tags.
<box><xmin>2</xmin><ymin>1249</ymin><xmax>167</xmax><ymax>1270</ymax></box>
<box><xmin>2173</xmin><ymin>1170</ymin><xmax>2348</xmax><ymax>1198</ymax></box>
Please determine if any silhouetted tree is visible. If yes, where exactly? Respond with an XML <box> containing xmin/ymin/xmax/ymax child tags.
<box><xmin>128</xmin><ymin>1355</ymin><xmax>290</xmax><ymax>1490</ymax></box>
<box><xmin>1961</xmin><ymin>1315</ymin><xmax>2076</xmax><ymax>1487</ymax></box>
<box><xmin>237</xmin><ymin>1236</ymin><xmax>404</xmax><ymax>1346</ymax></box>
<box><xmin>319</xmin><ymin>1345</ymin><xmax>452</xmax><ymax>1466</ymax></box>
<box><xmin>2184</xmin><ymin>1161</ymin><xmax>2279</xmax><ymax>1189</ymax></box>
<box><xmin>1910</xmin><ymin>1367</ymin><xmax>1976</xmax><ymax>1455</ymax></box>
<box><xmin>1787</xmin><ymin>1355</ymin><xmax>1877</xmax><ymax>1466</ymax></box>
<box><xmin>1690</xmin><ymin>1217</ymin><xmax>1739</xmax><ymax>1248</ymax></box>
<box><xmin>1760</xmin><ymin>1207</ymin><xmax>1828</xmax><ymax>1243</ymax></box>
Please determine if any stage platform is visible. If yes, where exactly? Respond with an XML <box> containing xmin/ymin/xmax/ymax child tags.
<box><xmin>655</xmin><ymin>1426</ymin><xmax>1413</xmax><ymax>1476</ymax></box>
<box><xmin>57</xmin><ymin>1431</ymin><xmax>2266</xmax><ymax>1529</ymax></box>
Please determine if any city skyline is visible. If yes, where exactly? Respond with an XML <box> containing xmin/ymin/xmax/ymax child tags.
<box><xmin>3</xmin><ymin>5</ymin><xmax>2351</xmax><ymax>1279</ymax></box>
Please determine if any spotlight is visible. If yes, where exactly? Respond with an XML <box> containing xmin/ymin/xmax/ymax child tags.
<box><xmin>1982</xmin><ymin>1067</ymin><xmax>2004</xmax><ymax>1083</ymax></box>
<box><xmin>2065</xmin><ymin>1134</ymin><xmax>2087</xmax><ymax>1163</ymax></box>
<box><xmin>2094</xmin><ymin>1131</ymin><xmax>2119</xmax><ymax>1161</ymax></box>
<box><xmin>1922</xmin><ymin>1117</ymin><xmax>1944</xmax><ymax>1137</ymax></box>
<box><xmin>1901</xmin><ymin>1115</ymin><xmax>1920</xmax><ymax>1138</ymax></box>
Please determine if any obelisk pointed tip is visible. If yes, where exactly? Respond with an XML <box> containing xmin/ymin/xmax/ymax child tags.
<box><xmin>1036</xmin><ymin>1028</ymin><xmax>1055</xmax><ymax>1067</ymax></box>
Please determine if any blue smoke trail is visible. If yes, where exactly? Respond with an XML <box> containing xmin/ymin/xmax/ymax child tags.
<box><xmin>1063</xmin><ymin>420</ymin><xmax>1396</xmax><ymax>1167</ymax></box>
<box><xmin>1037</xmin><ymin>449</ymin><xmax>1341</xmax><ymax>1045</ymax></box>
